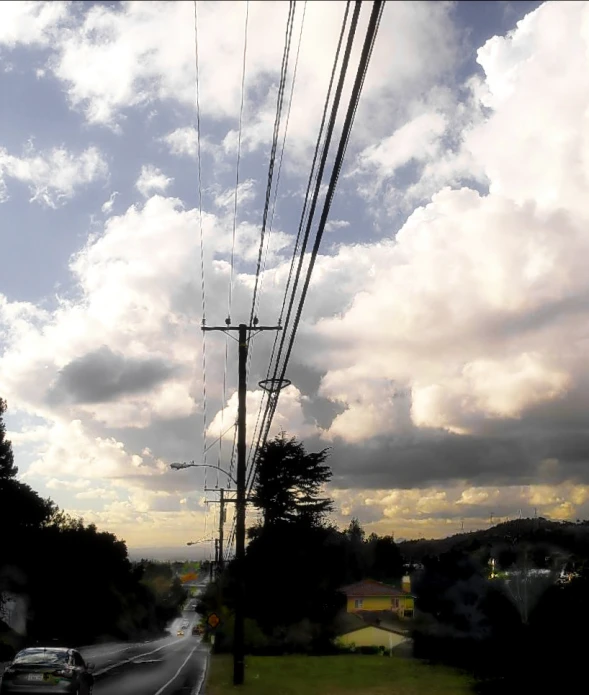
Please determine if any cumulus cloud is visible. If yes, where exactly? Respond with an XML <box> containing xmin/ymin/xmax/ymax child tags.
<box><xmin>135</xmin><ymin>165</ymin><xmax>173</xmax><ymax>197</ymax></box>
<box><xmin>0</xmin><ymin>1</ymin><xmax>459</xmax><ymax>156</ymax></box>
<box><xmin>25</xmin><ymin>418</ymin><xmax>168</xmax><ymax>480</ymax></box>
<box><xmin>162</xmin><ymin>127</ymin><xmax>199</xmax><ymax>158</ymax></box>
<box><xmin>0</xmin><ymin>144</ymin><xmax>108</xmax><ymax>207</ymax></box>
<box><xmin>0</xmin><ymin>1</ymin><xmax>67</xmax><ymax>48</ymax></box>
<box><xmin>3</xmin><ymin>0</ymin><xmax>589</xmax><ymax>545</ymax></box>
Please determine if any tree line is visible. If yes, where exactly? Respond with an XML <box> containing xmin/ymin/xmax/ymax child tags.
<box><xmin>0</xmin><ymin>398</ymin><xmax>187</xmax><ymax>659</ymax></box>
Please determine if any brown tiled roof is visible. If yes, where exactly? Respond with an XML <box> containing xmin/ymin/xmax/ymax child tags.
<box><xmin>341</xmin><ymin>578</ymin><xmax>414</xmax><ymax>598</ymax></box>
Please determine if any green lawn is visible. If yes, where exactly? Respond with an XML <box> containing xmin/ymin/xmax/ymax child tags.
<box><xmin>206</xmin><ymin>654</ymin><xmax>474</xmax><ymax>695</ymax></box>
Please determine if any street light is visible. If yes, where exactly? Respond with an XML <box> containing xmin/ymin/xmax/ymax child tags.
<box><xmin>170</xmin><ymin>461</ymin><xmax>238</xmax><ymax>487</ymax></box>
<box><xmin>186</xmin><ymin>538</ymin><xmax>215</xmax><ymax>546</ymax></box>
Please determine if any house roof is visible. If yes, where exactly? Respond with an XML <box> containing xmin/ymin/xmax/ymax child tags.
<box><xmin>341</xmin><ymin>578</ymin><xmax>415</xmax><ymax>598</ymax></box>
<box><xmin>334</xmin><ymin>610</ymin><xmax>410</xmax><ymax>638</ymax></box>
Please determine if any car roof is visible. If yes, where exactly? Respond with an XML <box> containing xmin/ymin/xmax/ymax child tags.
<box><xmin>17</xmin><ymin>648</ymin><xmax>71</xmax><ymax>656</ymax></box>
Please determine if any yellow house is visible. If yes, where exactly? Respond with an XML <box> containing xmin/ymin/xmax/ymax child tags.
<box><xmin>336</xmin><ymin>623</ymin><xmax>410</xmax><ymax>651</ymax></box>
<box><xmin>341</xmin><ymin>578</ymin><xmax>415</xmax><ymax>619</ymax></box>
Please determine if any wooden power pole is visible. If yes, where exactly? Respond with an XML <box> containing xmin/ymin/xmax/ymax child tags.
<box><xmin>202</xmin><ymin>321</ymin><xmax>280</xmax><ymax>685</ymax></box>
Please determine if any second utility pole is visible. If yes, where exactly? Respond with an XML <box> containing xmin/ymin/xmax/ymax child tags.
<box><xmin>202</xmin><ymin>321</ymin><xmax>280</xmax><ymax>686</ymax></box>
<box><xmin>204</xmin><ymin>487</ymin><xmax>227</xmax><ymax>573</ymax></box>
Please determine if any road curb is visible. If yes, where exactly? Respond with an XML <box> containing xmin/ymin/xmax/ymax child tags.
<box><xmin>193</xmin><ymin>644</ymin><xmax>211</xmax><ymax>695</ymax></box>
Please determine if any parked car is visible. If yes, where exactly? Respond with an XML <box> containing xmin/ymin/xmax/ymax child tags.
<box><xmin>192</xmin><ymin>624</ymin><xmax>204</xmax><ymax>636</ymax></box>
<box><xmin>0</xmin><ymin>647</ymin><xmax>94</xmax><ymax>694</ymax></box>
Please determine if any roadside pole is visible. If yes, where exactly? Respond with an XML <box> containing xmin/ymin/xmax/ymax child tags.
<box><xmin>202</xmin><ymin>322</ymin><xmax>280</xmax><ymax>685</ymax></box>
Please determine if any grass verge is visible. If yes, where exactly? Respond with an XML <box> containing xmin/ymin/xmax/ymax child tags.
<box><xmin>206</xmin><ymin>654</ymin><xmax>474</xmax><ymax>695</ymax></box>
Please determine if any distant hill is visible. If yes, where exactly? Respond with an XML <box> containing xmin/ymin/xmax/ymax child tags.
<box><xmin>398</xmin><ymin>517</ymin><xmax>589</xmax><ymax>565</ymax></box>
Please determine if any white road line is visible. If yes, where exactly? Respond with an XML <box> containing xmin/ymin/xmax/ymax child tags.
<box><xmin>153</xmin><ymin>646</ymin><xmax>197</xmax><ymax>695</ymax></box>
<box><xmin>94</xmin><ymin>639</ymin><xmax>183</xmax><ymax>676</ymax></box>
<box><xmin>192</xmin><ymin>646</ymin><xmax>209</xmax><ymax>695</ymax></box>
<box><xmin>85</xmin><ymin>643</ymin><xmax>139</xmax><ymax>658</ymax></box>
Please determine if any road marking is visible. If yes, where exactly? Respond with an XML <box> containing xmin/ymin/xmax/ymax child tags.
<box><xmin>94</xmin><ymin>639</ymin><xmax>183</xmax><ymax>676</ymax></box>
<box><xmin>85</xmin><ymin>643</ymin><xmax>139</xmax><ymax>659</ymax></box>
<box><xmin>192</xmin><ymin>646</ymin><xmax>210</xmax><ymax>695</ymax></box>
<box><xmin>153</xmin><ymin>646</ymin><xmax>197</xmax><ymax>695</ymax></box>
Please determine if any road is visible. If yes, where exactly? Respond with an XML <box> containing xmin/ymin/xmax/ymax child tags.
<box><xmin>78</xmin><ymin>587</ymin><xmax>209</xmax><ymax>695</ymax></box>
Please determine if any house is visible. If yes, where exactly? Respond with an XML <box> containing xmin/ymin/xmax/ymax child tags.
<box><xmin>334</xmin><ymin>610</ymin><xmax>411</xmax><ymax>653</ymax></box>
<box><xmin>341</xmin><ymin>578</ymin><xmax>415</xmax><ymax>619</ymax></box>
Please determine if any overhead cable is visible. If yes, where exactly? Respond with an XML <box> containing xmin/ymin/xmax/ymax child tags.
<box><xmin>248</xmin><ymin>1</ymin><xmax>297</xmax><ymax>328</ymax></box>
<box><xmin>248</xmin><ymin>1</ymin><xmax>385</xmax><ymax>498</ymax></box>
<box><xmin>245</xmin><ymin>0</ymin><xmax>360</xmax><ymax>498</ymax></box>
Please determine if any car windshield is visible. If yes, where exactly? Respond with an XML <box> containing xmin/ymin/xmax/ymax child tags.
<box><xmin>14</xmin><ymin>650</ymin><xmax>68</xmax><ymax>665</ymax></box>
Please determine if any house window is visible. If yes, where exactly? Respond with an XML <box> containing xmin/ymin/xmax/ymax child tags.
<box><xmin>354</xmin><ymin>599</ymin><xmax>363</xmax><ymax>609</ymax></box>
<box><xmin>392</xmin><ymin>598</ymin><xmax>399</xmax><ymax>609</ymax></box>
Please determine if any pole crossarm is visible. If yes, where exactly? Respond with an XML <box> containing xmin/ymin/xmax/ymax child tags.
<box><xmin>202</xmin><ymin>326</ymin><xmax>282</xmax><ymax>331</ymax></box>
<box><xmin>202</xmin><ymin>325</ymin><xmax>282</xmax><ymax>345</ymax></box>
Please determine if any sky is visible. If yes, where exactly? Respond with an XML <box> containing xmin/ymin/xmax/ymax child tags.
<box><xmin>3</xmin><ymin>0</ymin><xmax>589</xmax><ymax>557</ymax></box>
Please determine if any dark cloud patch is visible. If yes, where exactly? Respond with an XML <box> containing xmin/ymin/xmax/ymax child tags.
<box><xmin>46</xmin><ymin>346</ymin><xmax>178</xmax><ymax>405</ymax></box>
<box><xmin>301</xmin><ymin>396</ymin><xmax>346</xmax><ymax>430</ymax></box>
<box><xmin>324</xmin><ymin>423</ymin><xmax>589</xmax><ymax>491</ymax></box>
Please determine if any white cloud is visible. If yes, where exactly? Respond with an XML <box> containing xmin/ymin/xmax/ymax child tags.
<box><xmin>0</xmin><ymin>1</ymin><xmax>67</xmax><ymax>48</ymax></box>
<box><xmin>325</xmin><ymin>219</ymin><xmax>350</xmax><ymax>234</ymax></box>
<box><xmin>311</xmin><ymin>0</ymin><xmax>589</xmax><ymax>442</ymax></box>
<box><xmin>3</xmin><ymin>0</ymin><xmax>589</xmax><ymax>547</ymax></box>
<box><xmin>359</xmin><ymin>111</ymin><xmax>448</xmax><ymax>177</ymax></box>
<box><xmin>0</xmin><ymin>1</ymin><xmax>459</xmax><ymax>158</ymax></box>
<box><xmin>101</xmin><ymin>191</ymin><xmax>119</xmax><ymax>214</ymax></box>
<box><xmin>206</xmin><ymin>386</ymin><xmax>315</xmax><ymax>448</ymax></box>
<box><xmin>162</xmin><ymin>127</ymin><xmax>198</xmax><ymax>158</ymax></box>
<box><xmin>135</xmin><ymin>165</ymin><xmax>172</xmax><ymax>198</ymax></box>
<box><xmin>0</xmin><ymin>144</ymin><xmax>108</xmax><ymax>208</ymax></box>
<box><xmin>26</xmin><ymin>418</ymin><xmax>168</xmax><ymax>480</ymax></box>
<box><xmin>213</xmin><ymin>179</ymin><xmax>256</xmax><ymax>211</ymax></box>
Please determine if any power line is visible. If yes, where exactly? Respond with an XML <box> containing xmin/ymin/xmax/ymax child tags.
<box><xmin>247</xmin><ymin>1</ymin><xmax>384</xmax><ymax>500</ymax></box>
<box><xmin>244</xmin><ymin>1</ymin><xmax>353</xmax><ymax>500</ymax></box>
<box><xmin>248</xmin><ymin>1</ymin><xmax>297</xmax><ymax>328</ymax></box>
<box><xmin>245</xmin><ymin>1</ymin><xmax>360</xmax><ymax>500</ymax></box>
<box><xmin>227</xmin><ymin>1</ymin><xmax>385</xmax><ymax>556</ymax></box>
<box><xmin>249</xmin><ymin>1</ymin><xmax>308</xmax><ymax>329</ymax></box>
<box><xmin>193</xmin><ymin>0</ymin><xmax>210</xmax><ymax>530</ymax></box>
<box><xmin>217</xmin><ymin>1</ymin><xmax>250</xmax><ymax>485</ymax></box>
<box><xmin>230</xmin><ymin>0</ymin><xmax>250</xmax><ymax>317</ymax></box>
<box><xmin>277</xmin><ymin>1</ymin><xmax>384</xmax><ymax>383</ymax></box>
<box><xmin>244</xmin><ymin>1</ymin><xmax>309</xmax><ymax>477</ymax></box>
<box><xmin>239</xmin><ymin>1</ymin><xmax>304</xmax><ymax>532</ymax></box>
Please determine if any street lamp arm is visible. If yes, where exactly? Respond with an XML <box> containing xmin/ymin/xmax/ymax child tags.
<box><xmin>170</xmin><ymin>461</ymin><xmax>238</xmax><ymax>487</ymax></box>
<box><xmin>193</xmin><ymin>464</ymin><xmax>237</xmax><ymax>486</ymax></box>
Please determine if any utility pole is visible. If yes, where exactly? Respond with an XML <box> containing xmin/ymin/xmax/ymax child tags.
<box><xmin>205</xmin><ymin>487</ymin><xmax>228</xmax><ymax>573</ymax></box>
<box><xmin>202</xmin><ymin>321</ymin><xmax>281</xmax><ymax>686</ymax></box>
<box><xmin>214</xmin><ymin>537</ymin><xmax>219</xmax><ymax>566</ymax></box>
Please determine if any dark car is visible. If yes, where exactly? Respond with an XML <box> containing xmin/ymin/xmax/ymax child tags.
<box><xmin>0</xmin><ymin>647</ymin><xmax>95</xmax><ymax>694</ymax></box>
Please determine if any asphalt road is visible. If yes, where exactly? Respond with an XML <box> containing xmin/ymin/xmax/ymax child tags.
<box><xmin>78</xmin><ymin>590</ymin><xmax>209</xmax><ymax>695</ymax></box>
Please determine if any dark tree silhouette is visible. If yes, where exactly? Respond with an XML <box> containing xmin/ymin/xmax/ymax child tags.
<box><xmin>251</xmin><ymin>432</ymin><xmax>333</xmax><ymax>527</ymax></box>
<box><xmin>0</xmin><ymin>398</ymin><xmax>18</xmax><ymax>479</ymax></box>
